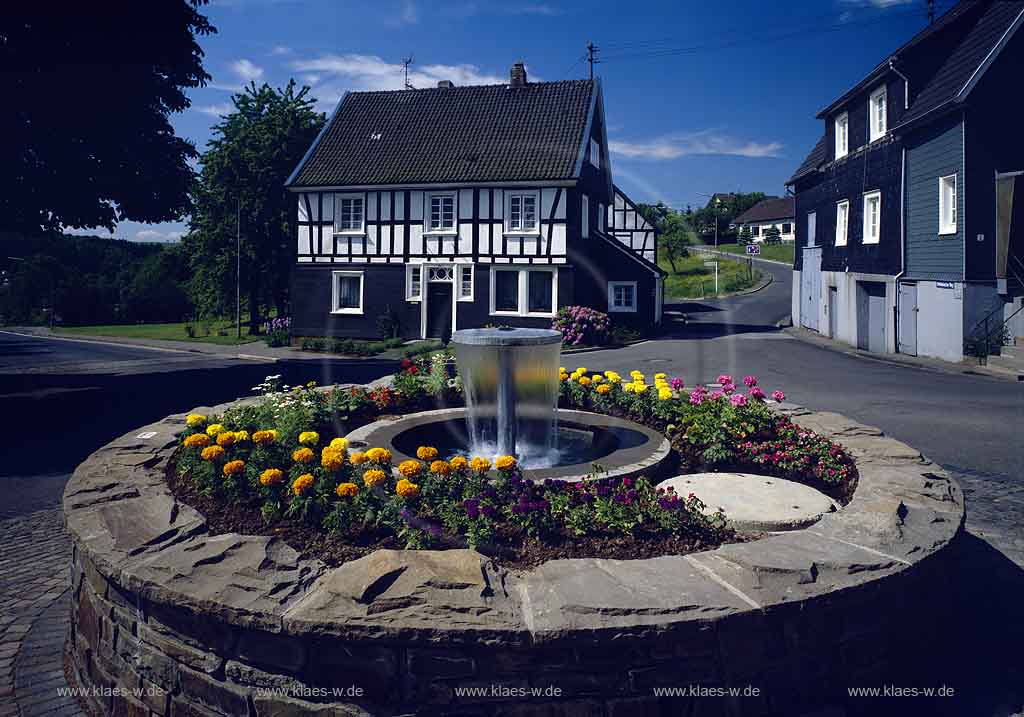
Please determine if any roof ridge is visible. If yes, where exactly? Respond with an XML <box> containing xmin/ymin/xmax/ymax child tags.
<box><xmin>347</xmin><ymin>79</ymin><xmax>593</xmax><ymax>96</ymax></box>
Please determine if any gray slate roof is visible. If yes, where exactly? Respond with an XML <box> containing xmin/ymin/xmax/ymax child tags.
<box><xmin>287</xmin><ymin>80</ymin><xmax>594</xmax><ymax>188</ymax></box>
<box><xmin>734</xmin><ymin>197</ymin><xmax>795</xmax><ymax>224</ymax></box>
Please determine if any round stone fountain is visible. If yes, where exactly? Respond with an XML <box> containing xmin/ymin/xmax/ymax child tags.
<box><xmin>349</xmin><ymin>327</ymin><xmax>673</xmax><ymax>480</ymax></box>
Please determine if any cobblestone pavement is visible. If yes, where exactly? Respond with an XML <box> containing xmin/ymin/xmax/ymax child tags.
<box><xmin>0</xmin><ymin>508</ymin><xmax>82</xmax><ymax>717</ymax></box>
<box><xmin>947</xmin><ymin>465</ymin><xmax>1024</xmax><ymax>568</ymax></box>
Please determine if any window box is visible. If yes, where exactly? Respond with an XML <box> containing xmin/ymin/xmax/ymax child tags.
<box><xmin>489</xmin><ymin>267</ymin><xmax>557</xmax><ymax>317</ymax></box>
<box><xmin>608</xmin><ymin>281</ymin><xmax>637</xmax><ymax>312</ymax></box>
<box><xmin>939</xmin><ymin>174</ymin><xmax>957</xmax><ymax>235</ymax></box>
<box><xmin>331</xmin><ymin>271</ymin><xmax>364</xmax><ymax>314</ymax></box>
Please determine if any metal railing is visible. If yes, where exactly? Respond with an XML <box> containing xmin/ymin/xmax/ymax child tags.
<box><xmin>964</xmin><ymin>254</ymin><xmax>1024</xmax><ymax>362</ymax></box>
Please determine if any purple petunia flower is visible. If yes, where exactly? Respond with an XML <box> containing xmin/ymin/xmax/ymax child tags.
<box><xmin>743</xmin><ymin>375</ymin><xmax>758</xmax><ymax>387</ymax></box>
<box><xmin>772</xmin><ymin>390</ymin><xmax>786</xmax><ymax>402</ymax></box>
<box><xmin>717</xmin><ymin>374</ymin><xmax>733</xmax><ymax>385</ymax></box>
<box><xmin>670</xmin><ymin>377</ymin><xmax>684</xmax><ymax>390</ymax></box>
<box><xmin>730</xmin><ymin>394</ymin><xmax>748</xmax><ymax>407</ymax></box>
<box><xmin>749</xmin><ymin>387</ymin><xmax>766</xmax><ymax>400</ymax></box>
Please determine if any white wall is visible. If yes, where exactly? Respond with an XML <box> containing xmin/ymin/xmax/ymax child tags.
<box><xmin>817</xmin><ymin>271</ymin><xmax>897</xmax><ymax>353</ymax></box>
<box><xmin>791</xmin><ymin>269</ymin><xmax>801</xmax><ymax>328</ymax></box>
<box><xmin>916</xmin><ymin>281</ymin><xmax>964</xmax><ymax>362</ymax></box>
<box><xmin>745</xmin><ymin>220</ymin><xmax>796</xmax><ymax>243</ymax></box>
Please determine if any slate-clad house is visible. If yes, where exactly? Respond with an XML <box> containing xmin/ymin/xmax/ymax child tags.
<box><xmin>788</xmin><ymin>0</ymin><xmax>1024</xmax><ymax>360</ymax></box>
<box><xmin>733</xmin><ymin>197</ymin><xmax>795</xmax><ymax>243</ymax></box>
<box><xmin>285</xmin><ymin>63</ymin><xmax>663</xmax><ymax>340</ymax></box>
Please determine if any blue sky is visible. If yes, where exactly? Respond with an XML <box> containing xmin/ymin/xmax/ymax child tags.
<box><xmin>91</xmin><ymin>0</ymin><xmax>951</xmax><ymax>243</ymax></box>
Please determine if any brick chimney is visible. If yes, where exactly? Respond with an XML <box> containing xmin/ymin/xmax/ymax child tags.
<box><xmin>510</xmin><ymin>61</ymin><xmax>527</xmax><ymax>88</ymax></box>
<box><xmin>437</xmin><ymin>80</ymin><xmax>454</xmax><ymax>89</ymax></box>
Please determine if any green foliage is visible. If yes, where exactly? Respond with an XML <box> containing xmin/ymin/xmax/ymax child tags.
<box><xmin>691</xmin><ymin>193</ymin><xmax>768</xmax><ymax>243</ymax></box>
<box><xmin>1</xmin><ymin>3</ymin><xmax>214</xmax><ymax>235</ymax></box>
<box><xmin>182</xmin><ymin>81</ymin><xmax>325</xmax><ymax>329</ymax></box>
<box><xmin>738</xmin><ymin>226</ymin><xmax>753</xmax><ymax>245</ymax></box>
<box><xmin>763</xmin><ymin>226</ymin><xmax>782</xmax><ymax>245</ymax></box>
<box><xmin>376</xmin><ymin>306</ymin><xmax>402</xmax><ymax>340</ymax></box>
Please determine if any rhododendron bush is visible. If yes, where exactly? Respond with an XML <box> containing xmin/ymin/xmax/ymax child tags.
<box><xmin>551</xmin><ymin>306</ymin><xmax>612</xmax><ymax>346</ymax></box>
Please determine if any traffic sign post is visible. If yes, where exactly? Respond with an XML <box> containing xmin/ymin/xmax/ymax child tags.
<box><xmin>745</xmin><ymin>244</ymin><xmax>761</xmax><ymax>256</ymax></box>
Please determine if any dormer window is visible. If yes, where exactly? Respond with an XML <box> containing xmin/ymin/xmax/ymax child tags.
<box><xmin>835</xmin><ymin>112</ymin><xmax>849</xmax><ymax>159</ymax></box>
<box><xmin>869</xmin><ymin>87</ymin><xmax>887</xmax><ymax>142</ymax></box>
<box><xmin>590</xmin><ymin>138</ymin><xmax>601</xmax><ymax>169</ymax></box>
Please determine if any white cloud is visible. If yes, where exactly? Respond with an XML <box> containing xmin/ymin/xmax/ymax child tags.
<box><xmin>609</xmin><ymin>131</ymin><xmax>783</xmax><ymax>160</ymax></box>
<box><xmin>194</xmin><ymin>103</ymin><xmax>234</xmax><ymax>117</ymax></box>
<box><xmin>269</xmin><ymin>45</ymin><xmax>292</xmax><ymax>56</ymax></box>
<box><xmin>230</xmin><ymin>58</ymin><xmax>264</xmax><ymax>82</ymax></box>
<box><xmin>508</xmin><ymin>4</ymin><xmax>561</xmax><ymax>15</ymax></box>
<box><xmin>134</xmin><ymin>229</ymin><xmax>184</xmax><ymax>243</ymax></box>
<box><xmin>291</xmin><ymin>53</ymin><xmax>505</xmax><ymax>109</ymax></box>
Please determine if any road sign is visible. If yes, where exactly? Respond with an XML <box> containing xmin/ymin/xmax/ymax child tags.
<box><xmin>746</xmin><ymin>244</ymin><xmax>761</xmax><ymax>256</ymax></box>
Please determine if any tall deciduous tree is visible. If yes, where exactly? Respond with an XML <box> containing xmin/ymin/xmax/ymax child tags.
<box><xmin>1</xmin><ymin>2</ymin><xmax>215</xmax><ymax>235</ymax></box>
<box><xmin>182</xmin><ymin>82</ymin><xmax>324</xmax><ymax>330</ymax></box>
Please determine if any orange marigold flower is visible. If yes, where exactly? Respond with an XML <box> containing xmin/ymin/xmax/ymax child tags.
<box><xmin>336</xmin><ymin>482</ymin><xmax>359</xmax><ymax>498</ymax></box>
<box><xmin>205</xmin><ymin>423</ymin><xmax>226</xmax><ymax>437</ymax></box>
<box><xmin>321</xmin><ymin>448</ymin><xmax>345</xmax><ymax>472</ymax></box>
<box><xmin>596</xmin><ymin>384</ymin><xmax>612</xmax><ymax>395</ymax></box>
<box><xmin>292</xmin><ymin>473</ymin><xmax>314</xmax><ymax>496</ymax></box>
<box><xmin>429</xmin><ymin>460</ymin><xmax>451</xmax><ymax>475</ymax></box>
<box><xmin>252</xmin><ymin>430</ymin><xmax>277</xmax><ymax>445</ymax></box>
<box><xmin>365</xmin><ymin>447</ymin><xmax>392</xmax><ymax>464</ymax></box>
<box><xmin>201</xmin><ymin>445</ymin><xmax>224</xmax><ymax>462</ymax></box>
<box><xmin>330</xmin><ymin>437</ymin><xmax>349</xmax><ymax>450</ymax></box>
<box><xmin>216</xmin><ymin>431</ymin><xmax>236</xmax><ymax>447</ymax></box>
<box><xmin>398</xmin><ymin>460</ymin><xmax>422</xmax><ymax>479</ymax></box>
<box><xmin>395</xmin><ymin>478</ymin><xmax>420</xmax><ymax>498</ymax></box>
<box><xmin>293</xmin><ymin>447</ymin><xmax>315</xmax><ymax>464</ymax></box>
<box><xmin>495</xmin><ymin>455</ymin><xmax>517</xmax><ymax>471</ymax></box>
<box><xmin>449</xmin><ymin>456</ymin><xmax>468</xmax><ymax>471</ymax></box>
<box><xmin>469</xmin><ymin>456</ymin><xmax>491</xmax><ymax>473</ymax></box>
<box><xmin>184</xmin><ymin>433</ymin><xmax>210</xmax><ymax>448</ymax></box>
<box><xmin>259</xmin><ymin>468</ymin><xmax>284</xmax><ymax>486</ymax></box>
<box><xmin>222</xmin><ymin>459</ymin><xmax>245</xmax><ymax>476</ymax></box>
<box><xmin>349</xmin><ymin>451</ymin><xmax>368</xmax><ymax>466</ymax></box>
<box><xmin>416</xmin><ymin>446</ymin><xmax>439</xmax><ymax>461</ymax></box>
<box><xmin>362</xmin><ymin>469</ymin><xmax>387</xmax><ymax>488</ymax></box>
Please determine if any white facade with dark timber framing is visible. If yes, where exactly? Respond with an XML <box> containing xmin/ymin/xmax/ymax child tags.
<box><xmin>285</xmin><ymin>62</ymin><xmax>663</xmax><ymax>340</ymax></box>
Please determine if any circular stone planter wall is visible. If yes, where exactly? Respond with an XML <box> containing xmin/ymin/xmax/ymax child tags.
<box><xmin>63</xmin><ymin>395</ymin><xmax>965</xmax><ymax>717</ymax></box>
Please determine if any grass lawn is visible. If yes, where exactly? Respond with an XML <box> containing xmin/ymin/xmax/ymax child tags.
<box><xmin>59</xmin><ymin>320</ymin><xmax>259</xmax><ymax>345</ymax></box>
<box><xmin>712</xmin><ymin>242</ymin><xmax>796</xmax><ymax>264</ymax></box>
<box><xmin>659</xmin><ymin>252</ymin><xmax>762</xmax><ymax>299</ymax></box>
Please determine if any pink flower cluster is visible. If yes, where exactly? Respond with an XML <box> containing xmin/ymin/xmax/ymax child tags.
<box><xmin>552</xmin><ymin>306</ymin><xmax>612</xmax><ymax>346</ymax></box>
<box><xmin>687</xmin><ymin>375</ymin><xmax>785</xmax><ymax>407</ymax></box>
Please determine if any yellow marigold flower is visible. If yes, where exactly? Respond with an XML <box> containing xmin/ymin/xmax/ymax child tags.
<box><xmin>450</xmin><ymin>456</ymin><xmax>468</xmax><ymax>471</ymax></box>
<box><xmin>233</xmin><ymin>430</ymin><xmax>250</xmax><ymax>443</ymax></box>
<box><xmin>654</xmin><ymin>373</ymin><xmax>667</xmax><ymax>380</ymax></box>
<box><xmin>184</xmin><ymin>433</ymin><xmax>210</xmax><ymax>448</ymax></box>
<box><xmin>366</xmin><ymin>447</ymin><xmax>392</xmax><ymax>464</ymax></box>
<box><xmin>186</xmin><ymin>414</ymin><xmax>206</xmax><ymax>428</ymax></box>
<box><xmin>495</xmin><ymin>455</ymin><xmax>517</xmax><ymax>471</ymax></box>
<box><xmin>430</xmin><ymin>460</ymin><xmax>451</xmax><ymax>475</ymax></box>
<box><xmin>634</xmin><ymin>383</ymin><xmax>648</xmax><ymax>393</ymax></box>
<box><xmin>298</xmin><ymin>431</ymin><xmax>320</xmax><ymax>446</ymax></box>
<box><xmin>330</xmin><ymin>437</ymin><xmax>349</xmax><ymax>450</ymax></box>
<box><xmin>578</xmin><ymin>376</ymin><xmax>592</xmax><ymax>387</ymax></box>
<box><xmin>336</xmin><ymin>482</ymin><xmax>359</xmax><ymax>498</ymax></box>
<box><xmin>222</xmin><ymin>459</ymin><xmax>245</xmax><ymax>476</ymax></box>
<box><xmin>658</xmin><ymin>388</ymin><xmax>673</xmax><ymax>401</ymax></box>
<box><xmin>575</xmin><ymin>367</ymin><xmax>588</xmax><ymax>374</ymax></box>
<box><xmin>416</xmin><ymin>446</ymin><xmax>439</xmax><ymax>461</ymax></box>
<box><xmin>292</xmin><ymin>473</ymin><xmax>314</xmax><ymax>496</ymax></box>
<box><xmin>622</xmin><ymin>383</ymin><xmax>634</xmax><ymax>394</ymax></box>
<box><xmin>470</xmin><ymin>456</ymin><xmax>491</xmax><ymax>473</ymax></box>
<box><xmin>216</xmin><ymin>431</ymin><xmax>236</xmax><ymax>447</ymax></box>
<box><xmin>591</xmin><ymin>375</ymin><xmax>603</xmax><ymax>383</ymax></box>
<box><xmin>395</xmin><ymin>478</ymin><xmax>420</xmax><ymax>499</ymax></box>
<box><xmin>321</xmin><ymin>449</ymin><xmax>345</xmax><ymax>472</ymax></box>
<box><xmin>349</xmin><ymin>451</ymin><xmax>368</xmax><ymax>466</ymax></box>
<box><xmin>607</xmin><ymin>375</ymin><xmax>621</xmax><ymax>384</ymax></box>
<box><xmin>293</xmin><ymin>447</ymin><xmax>315</xmax><ymax>464</ymax></box>
<box><xmin>259</xmin><ymin>468</ymin><xmax>284</xmax><ymax>486</ymax></box>
<box><xmin>559</xmin><ymin>367</ymin><xmax>566</xmax><ymax>373</ymax></box>
<box><xmin>630</xmin><ymin>370</ymin><xmax>644</xmax><ymax>379</ymax></box>
<box><xmin>398</xmin><ymin>460</ymin><xmax>422</xmax><ymax>479</ymax></box>
<box><xmin>206</xmin><ymin>423</ymin><xmax>226</xmax><ymax>437</ymax></box>
<box><xmin>201</xmin><ymin>445</ymin><xmax>225</xmax><ymax>461</ymax></box>
<box><xmin>252</xmin><ymin>430</ymin><xmax>277</xmax><ymax>445</ymax></box>
<box><xmin>362</xmin><ymin>468</ymin><xmax>387</xmax><ymax>488</ymax></box>
<box><xmin>596</xmin><ymin>384</ymin><xmax>612</xmax><ymax>395</ymax></box>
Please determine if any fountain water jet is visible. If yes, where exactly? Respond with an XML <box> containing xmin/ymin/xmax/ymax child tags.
<box><xmin>452</xmin><ymin>327</ymin><xmax>562</xmax><ymax>467</ymax></box>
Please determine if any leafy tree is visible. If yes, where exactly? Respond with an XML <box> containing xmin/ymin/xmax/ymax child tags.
<box><xmin>660</xmin><ymin>213</ymin><xmax>691</xmax><ymax>273</ymax></box>
<box><xmin>1</xmin><ymin>3</ymin><xmax>215</xmax><ymax>235</ymax></box>
<box><xmin>763</xmin><ymin>226</ymin><xmax>782</xmax><ymax>245</ymax></box>
<box><xmin>738</xmin><ymin>226</ymin><xmax>753</xmax><ymax>245</ymax></box>
<box><xmin>692</xmin><ymin>192</ymin><xmax>768</xmax><ymax>243</ymax></box>
<box><xmin>182</xmin><ymin>82</ymin><xmax>325</xmax><ymax>330</ymax></box>
<box><xmin>636</xmin><ymin>202</ymin><xmax>672</xmax><ymax>232</ymax></box>
<box><xmin>124</xmin><ymin>246</ymin><xmax>193</xmax><ymax>323</ymax></box>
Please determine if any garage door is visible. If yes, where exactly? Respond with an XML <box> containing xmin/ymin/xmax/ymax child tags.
<box><xmin>857</xmin><ymin>281</ymin><xmax>887</xmax><ymax>353</ymax></box>
<box><xmin>800</xmin><ymin>248</ymin><xmax>822</xmax><ymax>331</ymax></box>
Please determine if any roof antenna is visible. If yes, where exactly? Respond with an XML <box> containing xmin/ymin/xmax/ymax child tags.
<box><xmin>401</xmin><ymin>54</ymin><xmax>415</xmax><ymax>90</ymax></box>
<box><xmin>586</xmin><ymin>42</ymin><xmax>598</xmax><ymax>80</ymax></box>
<box><xmin>927</xmin><ymin>0</ymin><xmax>935</xmax><ymax>24</ymax></box>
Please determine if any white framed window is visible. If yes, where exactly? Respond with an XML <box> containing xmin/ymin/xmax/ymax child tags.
<box><xmin>869</xmin><ymin>86</ymin><xmax>887</xmax><ymax>142</ymax></box>
<box><xmin>608</xmin><ymin>281</ymin><xmax>637</xmax><ymax>312</ymax></box>
<box><xmin>506</xmin><ymin>192</ymin><xmax>539</xmax><ymax>234</ymax></box>
<box><xmin>334</xmin><ymin>194</ymin><xmax>364</xmax><ymax>234</ymax></box>
<box><xmin>835</xmin><ymin>112</ymin><xmax>849</xmax><ymax>159</ymax></box>
<box><xmin>458</xmin><ymin>265</ymin><xmax>474</xmax><ymax>301</ymax></box>
<box><xmin>581</xmin><ymin>194</ymin><xmax>589</xmax><ymax>238</ymax></box>
<box><xmin>835</xmin><ymin>200</ymin><xmax>849</xmax><ymax>247</ymax></box>
<box><xmin>807</xmin><ymin>211</ymin><xmax>817</xmax><ymax>247</ymax></box>
<box><xmin>331</xmin><ymin>271</ymin><xmax>363</xmax><ymax>314</ymax></box>
<box><xmin>939</xmin><ymin>174</ymin><xmax>957</xmax><ymax>235</ymax></box>
<box><xmin>427</xmin><ymin>193</ymin><xmax>456</xmax><ymax>233</ymax></box>
<box><xmin>489</xmin><ymin>267</ymin><xmax>557</xmax><ymax>317</ymax></box>
<box><xmin>862</xmin><ymin>191</ymin><xmax>881</xmax><ymax>244</ymax></box>
<box><xmin>590</xmin><ymin>138</ymin><xmax>601</xmax><ymax>169</ymax></box>
<box><xmin>752</xmin><ymin>225</ymin><xmax>760</xmax><ymax>237</ymax></box>
<box><xmin>428</xmin><ymin>266</ymin><xmax>454</xmax><ymax>282</ymax></box>
<box><xmin>782</xmin><ymin>223</ymin><xmax>793</xmax><ymax>235</ymax></box>
<box><xmin>406</xmin><ymin>265</ymin><xmax>422</xmax><ymax>301</ymax></box>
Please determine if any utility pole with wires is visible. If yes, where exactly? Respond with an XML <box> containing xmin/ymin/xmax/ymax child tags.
<box><xmin>586</xmin><ymin>42</ymin><xmax>598</xmax><ymax>80</ymax></box>
<box><xmin>401</xmin><ymin>55</ymin><xmax>415</xmax><ymax>89</ymax></box>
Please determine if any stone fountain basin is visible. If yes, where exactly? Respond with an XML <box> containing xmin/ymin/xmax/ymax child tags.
<box><xmin>346</xmin><ymin>407</ymin><xmax>673</xmax><ymax>483</ymax></box>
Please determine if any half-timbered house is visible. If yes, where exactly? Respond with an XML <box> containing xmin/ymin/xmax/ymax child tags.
<box><xmin>285</xmin><ymin>62</ymin><xmax>663</xmax><ymax>340</ymax></box>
